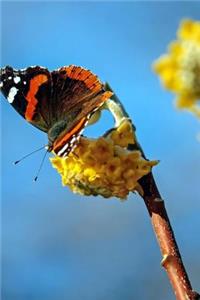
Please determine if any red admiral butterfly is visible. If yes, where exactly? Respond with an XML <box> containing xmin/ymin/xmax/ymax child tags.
<box><xmin>0</xmin><ymin>65</ymin><xmax>112</xmax><ymax>157</ymax></box>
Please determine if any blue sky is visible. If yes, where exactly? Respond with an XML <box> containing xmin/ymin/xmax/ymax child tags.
<box><xmin>1</xmin><ymin>2</ymin><xmax>200</xmax><ymax>300</ymax></box>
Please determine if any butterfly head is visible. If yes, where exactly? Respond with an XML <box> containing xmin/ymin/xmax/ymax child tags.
<box><xmin>47</xmin><ymin>120</ymin><xmax>68</xmax><ymax>148</ymax></box>
<box><xmin>47</xmin><ymin>117</ymin><xmax>89</xmax><ymax>157</ymax></box>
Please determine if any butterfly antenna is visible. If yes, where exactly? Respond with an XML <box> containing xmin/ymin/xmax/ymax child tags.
<box><xmin>13</xmin><ymin>145</ymin><xmax>47</xmax><ymax>165</ymax></box>
<box><xmin>34</xmin><ymin>149</ymin><xmax>48</xmax><ymax>182</ymax></box>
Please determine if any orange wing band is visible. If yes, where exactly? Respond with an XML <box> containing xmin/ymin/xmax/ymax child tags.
<box><xmin>53</xmin><ymin>117</ymin><xmax>87</xmax><ymax>151</ymax></box>
<box><xmin>25</xmin><ymin>75</ymin><xmax>48</xmax><ymax>121</ymax></box>
<box><xmin>101</xmin><ymin>91</ymin><xmax>113</xmax><ymax>102</ymax></box>
<box><xmin>61</xmin><ymin>65</ymin><xmax>103</xmax><ymax>94</ymax></box>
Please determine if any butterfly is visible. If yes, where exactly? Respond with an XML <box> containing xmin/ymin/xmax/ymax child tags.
<box><xmin>0</xmin><ymin>65</ymin><xmax>112</xmax><ymax>157</ymax></box>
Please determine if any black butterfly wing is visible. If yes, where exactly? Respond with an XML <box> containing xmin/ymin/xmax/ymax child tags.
<box><xmin>50</xmin><ymin>65</ymin><xmax>111</xmax><ymax>127</ymax></box>
<box><xmin>0</xmin><ymin>66</ymin><xmax>52</xmax><ymax>132</ymax></box>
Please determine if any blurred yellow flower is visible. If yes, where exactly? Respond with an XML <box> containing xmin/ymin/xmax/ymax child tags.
<box><xmin>50</xmin><ymin>120</ymin><xmax>158</xmax><ymax>200</ymax></box>
<box><xmin>154</xmin><ymin>19</ymin><xmax>200</xmax><ymax>118</ymax></box>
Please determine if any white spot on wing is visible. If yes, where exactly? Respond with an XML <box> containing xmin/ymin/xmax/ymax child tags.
<box><xmin>57</xmin><ymin>143</ymin><xmax>69</xmax><ymax>156</ymax></box>
<box><xmin>70</xmin><ymin>136</ymin><xmax>77</xmax><ymax>144</ymax></box>
<box><xmin>7</xmin><ymin>87</ymin><xmax>18</xmax><ymax>103</ymax></box>
<box><xmin>0</xmin><ymin>82</ymin><xmax>3</xmax><ymax>88</ymax></box>
<box><xmin>8</xmin><ymin>76</ymin><xmax>12</xmax><ymax>80</ymax></box>
<box><xmin>14</xmin><ymin>76</ymin><xmax>21</xmax><ymax>84</ymax></box>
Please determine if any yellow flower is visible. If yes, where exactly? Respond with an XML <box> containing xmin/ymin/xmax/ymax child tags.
<box><xmin>153</xmin><ymin>19</ymin><xmax>200</xmax><ymax>118</ymax></box>
<box><xmin>109</xmin><ymin>119</ymin><xmax>135</xmax><ymax>147</ymax></box>
<box><xmin>88</xmin><ymin>137</ymin><xmax>114</xmax><ymax>164</ymax></box>
<box><xmin>50</xmin><ymin>120</ymin><xmax>158</xmax><ymax>200</ymax></box>
<box><xmin>104</xmin><ymin>157</ymin><xmax>122</xmax><ymax>180</ymax></box>
<box><xmin>178</xmin><ymin>19</ymin><xmax>200</xmax><ymax>43</ymax></box>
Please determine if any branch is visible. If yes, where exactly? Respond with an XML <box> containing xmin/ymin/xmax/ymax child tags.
<box><xmin>104</xmin><ymin>83</ymin><xmax>200</xmax><ymax>300</ymax></box>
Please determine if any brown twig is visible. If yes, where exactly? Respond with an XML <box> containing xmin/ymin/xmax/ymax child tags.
<box><xmin>104</xmin><ymin>83</ymin><xmax>200</xmax><ymax>300</ymax></box>
<box><xmin>139</xmin><ymin>172</ymin><xmax>200</xmax><ymax>300</ymax></box>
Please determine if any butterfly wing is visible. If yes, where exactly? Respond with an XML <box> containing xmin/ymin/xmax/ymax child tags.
<box><xmin>49</xmin><ymin>66</ymin><xmax>111</xmax><ymax>124</ymax></box>
<box><xmin>0</xmin><ymin>65</ymin><xmax>112</xmax><ymax>157</ymax></box>
<box><xmin>0</xmin><ymin>66</ymin><xmax>52</xmax><ymax>132</ymax></box>
<box><xmin>48</xmin><ymin>66</ymin><xmax>112</xmax><ymax>156</ymax></box>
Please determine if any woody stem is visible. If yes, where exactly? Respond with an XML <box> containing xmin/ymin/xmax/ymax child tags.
<box><xmin>104</xmin><ymin>82</ymin><xmax>200</xmax><ymax>300</ymax></box>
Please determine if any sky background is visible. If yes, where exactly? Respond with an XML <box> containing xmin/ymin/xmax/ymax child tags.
<box><xmin>1</xmin><ymin>1</ymin><xmax>200</xmax><ymax>300</ymax></box>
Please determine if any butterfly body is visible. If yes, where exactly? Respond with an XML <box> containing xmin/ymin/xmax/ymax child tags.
<box><xmin>0</xmin><ymin>65</ymin><xmax>112</xmax><ymax>157</ymax></box>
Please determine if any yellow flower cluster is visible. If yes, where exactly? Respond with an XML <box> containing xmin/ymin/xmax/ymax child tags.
<box><xmin>154</xmin><ymin>19</ymin><xmax>200</xmax><ymax>118</ymax></box>
<box><xmin>50</xmin><ymin>120</ymin><xmax>158</xmax><ymax>199</ymax></box>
